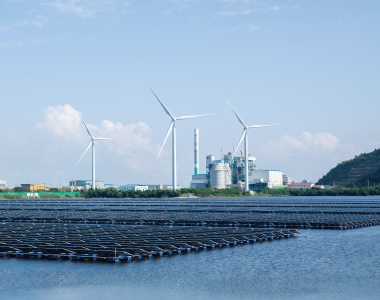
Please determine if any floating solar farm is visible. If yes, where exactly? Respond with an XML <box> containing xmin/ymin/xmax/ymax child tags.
<box><xmin>1</xmin><ymin>197</ymin><xmax>380</xmax><ymax>263</ymax></box>
<box><xmin>0</xmin><ymin>223</ymin><xmax>297</xmax><ymax>262</ymax></box>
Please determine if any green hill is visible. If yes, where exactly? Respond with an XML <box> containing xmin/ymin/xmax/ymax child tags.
<box><xmin>316</xmin><ymin>148</ymin><xmax>380</xmax><ymax>187</ymax></box>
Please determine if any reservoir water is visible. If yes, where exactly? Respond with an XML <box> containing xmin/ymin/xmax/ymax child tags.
<box><xmin>1</xmin><ymin>225</ymin><xmax>380</xmax><ymax>299</ymax></box>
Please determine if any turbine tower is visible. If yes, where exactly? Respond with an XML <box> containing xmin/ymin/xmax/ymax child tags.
<box><xmin>226</xmin><ymin>100</ymin><xmax>280</xmax><ymax>192</ymax></box>
<box><xmin>150</xmin><ymin>87</ymin><xmax>213</xmax><ymax>190</ymax></box>
<box><xmin>77</xmin><ymin>116</ymin><xmax>113</xmax><ymax>190</ymax></box>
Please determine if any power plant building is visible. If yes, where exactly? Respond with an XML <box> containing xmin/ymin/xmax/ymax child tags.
<box><xmin>250</xmin><ymin>170</ymin><xmax>283</xmax><ymax>189</ymax></box>
<box><xmin>189</xmin><ymin>128</ymin><xmax>288</xmax><ymax>190</ymax></box>
<box><xmin>222</xmin><ymin>152</ymin><xmax>256</xmax><ymax>185</ymax></box>
<box><xmin>191</xmin><ymin>152</ymin><xmax>287</xmax><ymax>190</ymax></box>
<box><xmin>190</xmin><ymin>174</ymin><xmax>208</xmax><ymax>189</ymax></box>
<box><xmin>70</xmin><ymin>180</ymin><xmax>105</xmax><ymax>189</ymax></box>
<box><xmin>191</xmin><ymin>152</ymin><xmax>256</xmax><ymax>189</ymax></box>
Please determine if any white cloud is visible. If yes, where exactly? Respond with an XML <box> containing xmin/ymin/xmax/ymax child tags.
<box><xmin>35</xmin><ymin>104</ymin><xmax>155</xmax><ymax>154</ymax></box>
<box><xmin>35</xmin><ymin>104</ymin><xmax>83</xmax><ymax>141</ymax></box>
<box><xmin>0</xmin><ymin>38</ymin><xmax>46</xmax><ymax>48</ymax></box>
<box><xmin>263</xmin><ymin>132</ymin><xmax>339</xmax><ymax>156</ymax></box>
<box><xmin>0</xmin><ymin>25</ymin><xmax>10</xmax><ymax>31</ymax></box>
<box><xmin>43</xmin><ymin>0</ymin><xmax>130</xmax><ymax>18</ymax></box>
<box><xmin>249</xmin><ymin>24</ymin><xmax>261</xmax><ymax>31</ymax></box>
<box><xmin>270</xmin><ymin>6</ymin><xmax>282</xmax><ymax>11</ymax></box>
<box><xmin>218</xmin><ymin>9</ymin><xmax>258</xmax><ymax>16</ymax></box>
<box><xmin>17</xmin><ymin>19</ymin><xmax>46</xmax><ymax>28</ymax></box>
<box><xmin>263</xmin><ymin>134</ymin><xmax>305</xmax><ymax>157</ymax></box>
<box><xmin>302</xmin><ymin>132</ymin><xmax>339</xmax><ymax>151</ymax></box>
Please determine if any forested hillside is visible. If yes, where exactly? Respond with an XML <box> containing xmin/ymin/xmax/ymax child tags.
<box><xmin>316</xmin><ymin>148</ymin><xmax>380</xmax><ymax>187</ymax></box>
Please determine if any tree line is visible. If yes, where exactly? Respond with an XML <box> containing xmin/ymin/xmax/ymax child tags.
<box><xmin>257</xmin><ymin>186</ymin><xmax>380</xmax><ymax>197</ymax></box>
<box><xmin>80</xmin><ymin>187</ymin><xmax>244</xmax><ymax>198</ymax></box>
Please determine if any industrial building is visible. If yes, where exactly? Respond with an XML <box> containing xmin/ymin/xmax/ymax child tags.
<box><xmin>20</xmin><ymin>184</ymin><xmax>49</xmax><ymax>191</ymax></box>
<box><xmin>191</xmin><ymin>152</ymin><xmax>288</xmax><ymax>191</ymax></box>
<box><xmin>104</xmin><ymin>184</ymin><xmax>119</xmax><ymax>189</ymax></box>
<box><xmin>190</xmin><ymin>174</ymin><xmax>208</xmax><ymax>189</ymax></box>
<box><xmin>189</xmin><ymin>127</ymin><xmax>290</xmax><ymax>191</ymax></box>
<box><xmin>251</xmin><ymin>170</ymin><xmax>283</xmax><ymax>189</ymax></box>
<box><xmin>162</xmin><ymin>185</ymin><xmax>182</xmax><ymax>190</ymax></box>
<box><xmin>222</xmin><ymin>152</ymin><xmax>256</xmax><ymax>185</ymax></box>
<box><xmin>69</xmin><ymin>180</ymin><xmax>105</xmax><ymax>190</ymax></box>
<box><xmin>118</xmin><ymin>185</ymin><xmax>149</xmax><ymax>192</ymax></box>
<box><xmin>287</xmin><ymin>181</ymin><xmax>315</xmax><ymax>189</ymax></box>
<box><xmin>191</xmin><ymin>152</ymin><xmax>257</xmax><ymax>190</ymax></box>
<box><xmin>287</xmin><ymin>180</ymin><xmax>325</xmax><ymax>189</ymax></box>
<box><xmin>0</xmin><ymin>179</ymin><xmax>8</xmax><ymax>190</ymax></box>
<box><xmin>283</xmin><ymin>175</ymin><xmax>292</xmax><ymax>186</ymax></box>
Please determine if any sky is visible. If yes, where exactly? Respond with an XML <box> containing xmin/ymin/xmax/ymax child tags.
<box><xmin>0</xmin><ymin>0</ymin><xmax>379</xmax><ymax>188</ymax></box>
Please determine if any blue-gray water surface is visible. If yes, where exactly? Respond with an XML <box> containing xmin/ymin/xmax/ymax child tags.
<box><xmin>1</xmin><ymin>224</ymin><xmax>380</xmax><ymax>299</ymax></box>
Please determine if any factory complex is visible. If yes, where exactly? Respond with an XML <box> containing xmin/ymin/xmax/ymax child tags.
<box><xmin>189</xmin><ymin>128</ymin><xmax>324</xmax><ymax>192</ymax></box>
<box><xmin>190</xmin><ymin>152</ymin><xmax>291</xmax><ymax>192</ymax></box>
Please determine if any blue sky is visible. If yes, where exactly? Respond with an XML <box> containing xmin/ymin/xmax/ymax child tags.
<box><xmin>1</xmin><ymin>0</ymin><xmax>379</xmax><ymax>187</ymax></box>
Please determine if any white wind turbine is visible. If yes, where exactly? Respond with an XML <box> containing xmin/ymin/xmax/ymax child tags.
<box><xmin>150</xmin><ymin>87</ymin><xmax>213</xmax><ymax>190</ymax></box>
<box><xmin>226</xmin><ymin>100</ymin><xmax>280</xmax><ymax>192</ymax></box>
<box><xmin>77</xmin><ymin>116</ymin><xmax>113</xmax><ymax>190</ymax></box>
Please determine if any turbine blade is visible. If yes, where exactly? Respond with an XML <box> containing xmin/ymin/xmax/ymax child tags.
<box><xmin>176</xmin><ymin>114</ymin><xmax>214</xmax><ymax>120</ymax></box>
<box><xmin>81</xmin><ymin>117</ymin><xmax>94</xmax><ymax>139</ymax></box>
<box><xmin>233</xmin><ymin>130</ymin><xmax>246</xmax><ymax>158</ymax></box>
<box><xmin>158</xmin><ymin>121</ymin><xmax>174</xmax><ymax>157</ymax></box>
<box><xmin>94</xmin><ymin>138</ymin><xmax>116</xmax><ymax>140</ymax></box>
<box><xmin>149</xmin><ymin>87</ymin><xmax>174</xmax><ymax>119</ymax></box>
<box><xmin>77</xmin><ymin>141</ymin><xmax>92</xmax><ymax>165</ymax></box>
<box><xmin>226</xmin><ymin>99</ymin><xmax>246</xmax><ymax>128</ymax></box>
<box><xmin>248</xmin><ymin>124</ymin><xmax>281</xmax><ymax>128</ymax></box>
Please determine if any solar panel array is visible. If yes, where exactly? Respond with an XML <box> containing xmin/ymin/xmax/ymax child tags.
<box><xmin>0</xmin><ymin>223</ymin><xmax>298</xmax><ymax>262</ymax></box>
<box><xmin>1</xmin><ymin>197</ymin><xmax>380</xmax><ymax>229</ymax></box>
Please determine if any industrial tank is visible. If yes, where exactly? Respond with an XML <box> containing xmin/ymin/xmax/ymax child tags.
<box><xmin>224</xmin><ymin>164</ymin><xmax>232</xmax><ymax>186</ymax></box>
<box><xmin>210</xmin><ymin>163</ymin><xmax>226</xmax><ymax>189</ymax></box>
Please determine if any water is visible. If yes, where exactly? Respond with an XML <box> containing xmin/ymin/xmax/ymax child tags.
<box><xmin>1</xmin><ymin>226</ymin><xmax>380</xmax><ymax>300</ymax></box>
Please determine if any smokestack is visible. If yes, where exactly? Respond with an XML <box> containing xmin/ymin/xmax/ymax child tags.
<box><xmin>194</xmin><ymin>128</ymin><xmax>199</xmax><ymax>175</ymax></box>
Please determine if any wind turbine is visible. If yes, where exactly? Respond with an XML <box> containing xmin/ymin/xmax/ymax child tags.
<box><xmin>77</xmin><ymin>116</ymin><xmax>113</xmax><ymax>190</ymax></box>
<box><xmin>226</xmin><ymin>99</ymin><xmax>280</xmax><ymax>192</ymax></box>
<box><xmin>150</xmin><ymin>87</ymin><xmax>213</xmax><ymax>190</ymax></box>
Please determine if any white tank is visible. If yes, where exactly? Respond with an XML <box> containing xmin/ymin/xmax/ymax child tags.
<box><xmin>210</xmin><ymin>163</ymin><xmax>226</xmax><ymax>189</ymax></box>
<box><xmin>224</xmin><ymin>164</ymin><xmax>232</xmax><ymax>186</ymax></box>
